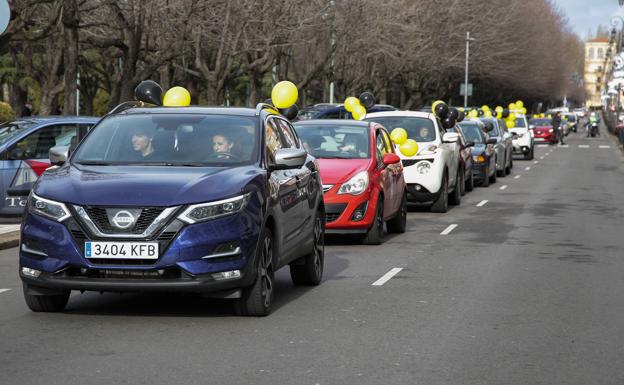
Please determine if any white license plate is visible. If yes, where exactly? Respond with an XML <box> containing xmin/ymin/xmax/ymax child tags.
<box><xmin>534</xmin><ymin>137</ymin><xmax>545</xmax><ymax>142</ymax></box>
<box><xmin>85</xmin><ymin>242</ymin><xmax>159</xmax><ymax>259</ymax></box>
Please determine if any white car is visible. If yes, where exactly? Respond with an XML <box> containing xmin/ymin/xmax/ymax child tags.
<box><xmin>364</xmin><ymin>111</ymin><xmax>461</xmax><ymax>213</ymax></box>
<box><xmin>509</xmin><ymin>114</ymin><xmax>534</xmax><ymax>160</ymax></box>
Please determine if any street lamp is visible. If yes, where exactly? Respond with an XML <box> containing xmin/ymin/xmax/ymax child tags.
<box><xmin>464</xmin><ymin>32</ymin><xmax>476</xmax><ymax>108</ymax></box>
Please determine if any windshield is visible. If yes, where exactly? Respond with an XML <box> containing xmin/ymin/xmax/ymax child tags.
<box><xmin>458</xmin><ymin>123</ymin><xmax>484</xmax><ymax>143</ymax></box>
<box><xmin>514</xmin><ymin>117</ymin><xmax>527</xmax><ymax>128</ymax></box>
<box><xmin>73</xmin><ymin>114</ymin><xmax>258</xmax><ymax>166</ymax></box>
<box><xmin>293</xmin><ymin>124</ymin><xmax>370</xmax><ymax>159</ymax></box>
<box><xmin>564</xmin><ymin>114</ymin><xmax>576</xmax><ymax>122</ymax></box>
<box><xmin>363</xmin><ymin>116</ymin><xmax>436</xmax><ymax>142</ymax></box>
<box><xmin>529</xmin><ymin>118</ymin><xmax>552</xmax><ymax>126</ymax></box>
<box><xmin>0</xmin><ymin>121</ymin><xmax>36</xmax><ymax>146</ymax></box>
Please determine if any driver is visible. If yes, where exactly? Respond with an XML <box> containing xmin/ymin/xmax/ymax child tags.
<box><xmin>418</xmin><ymin>127</ymin><xmax>431</xmax><ymax>141</ymax></box>
<box><xmin>213</xmin><ymin>133</ymin><xmax>234</xmax><ymax>154</ymax></box>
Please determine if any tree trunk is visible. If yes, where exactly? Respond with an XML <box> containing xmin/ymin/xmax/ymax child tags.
<box><xmin>62</xmin><ymin>0</ymin><xmax>79</xmax><ymax>115</ymax></box>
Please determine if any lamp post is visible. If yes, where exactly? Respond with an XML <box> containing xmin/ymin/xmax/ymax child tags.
<box><xmin>464</xmin><ymin>32</ymin><xmax>476</xmax><ymax>108</ymax></box>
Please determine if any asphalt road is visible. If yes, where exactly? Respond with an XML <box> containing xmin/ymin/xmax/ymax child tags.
<box><xmin>1</xmin><ymin>127</ymin><xmax>623</xmax><ymax>385</ymax></box>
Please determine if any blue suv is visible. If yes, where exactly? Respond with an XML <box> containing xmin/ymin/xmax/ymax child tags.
<box><xmin>19</xmin><ymin>104</ymin><xmax>325</xmax><ymax>316</ymax></box>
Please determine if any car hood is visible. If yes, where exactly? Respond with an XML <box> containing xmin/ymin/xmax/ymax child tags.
<box><xmin>470</xmin><ymin>144</ymin><xmax>486</xmax><ymax>155</ymax></box>
<box><xmin>317</xmin><ymin>158</ymin><xmax>371</xmax><ymax>185</ymax></box>
<box><xmin>35</xmin><ymin>164</ymin><xmax>264</xmax><ymax>206</ymax></box>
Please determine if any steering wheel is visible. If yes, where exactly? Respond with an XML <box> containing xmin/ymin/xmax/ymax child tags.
<box><xmin>207</xmin><ymin>152</ymin><xmax>241</xmax><ymax>161</ymax></box>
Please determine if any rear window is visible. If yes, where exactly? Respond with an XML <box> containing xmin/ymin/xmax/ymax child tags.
<box><xmin>293</xmin><ymin>123</ymin><xmax>370</xmax><ymax>159</ymax></box>
<box><xmin>458</xmin><ymin>123</ymin><xmax>485</xmax><ymax>143</ymax></box>
<box><xmin>529</xmin><ymin>118</ymin><xmax>551</xmax><ymax>126</ymax></box>
<box><xmin>363</xmin><ymin>116</ymin><xmax>435</xmax><ymax>142</ymax></box>
<box><xmin>514</xmin><ymin>117</ymin><xmax>527</xmax><ymax>128</ymax></box>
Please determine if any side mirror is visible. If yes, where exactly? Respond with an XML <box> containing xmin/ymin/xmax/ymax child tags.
<box><xmin>382</xmin><ymin>153</ymin><xmax>400</xmax><ymax>166</ymax></box>
<box><xmin>49</xmin><ymin>145</ymin><xmax>69</xmax><ymax>166</ymax></box>
<box><xmin>486</xmin><ymin>138</ymin><xmax>498</xmax><ymax>144</ymax></box>
<box><xmin>271</xmin><ymin>148</ymin><xmax>307</xmax><ymax>170</ymax></box>
<box><xmin>8</xmin><ymin>147</ymin><xmax>26</xmax><ymax>160</ymax></box>
<box><xmin>442</xmin><ymin>132</ymin><xmax>459</xmax><ymax>143</ymax></box>
<box><xmin>466</xmin><ymin>141</ymin><xmax>476</xmax><ymax>147</ymax></box>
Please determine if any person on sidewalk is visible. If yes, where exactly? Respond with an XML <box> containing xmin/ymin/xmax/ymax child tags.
<box><xmin>551</xmin><ymin>111</ymin><xmax>564</xmax><ymax>145</ymax></box>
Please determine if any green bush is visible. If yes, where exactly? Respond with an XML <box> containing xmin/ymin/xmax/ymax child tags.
<box><xmin>0</xmin><ymin>101</ymin><xmax>16</xmax><ymax>123</ymax></box>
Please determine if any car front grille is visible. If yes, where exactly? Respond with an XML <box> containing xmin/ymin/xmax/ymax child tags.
<box><xmin>325</xmin><ymin>203</ymin><xmax>347</xmax><ymax>223</ymax></box>
<box><xmin>402</xmin><ymin>159</ymin><xmax>418</xmax><ymax>167</ymax></box>
<box><xmin>84</xmin><ymin>207</ymin><xmax>166</xmax><ymax>234</ymax></box>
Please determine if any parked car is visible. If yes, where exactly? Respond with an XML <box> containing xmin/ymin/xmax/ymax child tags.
<box><xmin>478</xmin><ymin>117</ymin><xmax>513</xmax><ymax>177</ymax></box>
<box><xmin>457</xmin><ymin>119</ymin><xmax>497</xmax><ymax>186</ymax></box>
<box><xmin>573</xmin><ymin>107</ymin><xmax>587</xmax><ymax>119</ymax></box>
<box><xmin>445</xmin><ymin>124</ymin><xmax>475</xmax><ymax>194</ymax></box>
<box><xmin>0</xmin><ymin>116</ymin><xmax>99</xmax><ymax>218</ymax></box>
<box><xmin>293</xmin><ymin>119</ymin><xmax>406</xmax><ymax>244</ymax></box>
<box><xmin>563</xmin><ymin>113</ymin><xmax>578</xmax><ymax>133</ymax></box>
<box><xmin>509</xmin><ymin>114</ymin><xmax>535</xmax><ymax>160</ymax></box>
<box><xmin>529</xmin><ymin>117</ymin><xmax>555</xmax><ymax>143</ymax></box>
<box><xmin>364</xmin><ymin>111</ymin><xmax>462</xmax><ymax>213</ymax></box>
<box><xmin>19</xmin><ymin>104</ymin><xmax>325</xmax><ymax>316</ymax></box>
<box><xmin>297</xmin><ymin>103</ymin><xmax>396</xmax><ymax>121</ymax></box>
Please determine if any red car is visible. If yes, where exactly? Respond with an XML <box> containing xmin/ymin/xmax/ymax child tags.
<box><xmin>529</xmin><ymin>118</ymin><xmax>554</xmax><ymax>143</ymax></box>
<box><xmin>293</xmin><ymin>119</ymin><xmax>407</xmax><ymax>244</ymax></box>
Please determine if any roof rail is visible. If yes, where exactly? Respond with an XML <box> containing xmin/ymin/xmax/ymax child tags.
<box><xmin>255</xmin><ymin>102</ymin><xmax>277</xmax><ymax>116</ymax></box>
<box><xmin>107</xmin><ymin>101</ymin><xmax>144</xmax><ymax>115</ymax></box>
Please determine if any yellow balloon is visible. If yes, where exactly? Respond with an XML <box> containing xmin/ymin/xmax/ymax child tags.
<box><xmin>352</xmin><ymin>105</ymin><xmax>367</xmax><ymax>120</ymax></box>
<box><xmin>540</xmin><ymin>113</ymin><xmax>545</xmax><ymax>118</ymax></box>
<box><xmin>458</xmin><ymin>107</ymin><xmax>465</xmax><ymax>112</ymax></box>
<box><xmin>468</xmin><ymin>110</ymin><xmax>478</xmax><ymax>118</ymax></box>
<box><xmin>344</xmin><ymin>96</ymin><xmax>360</xmax><ymax>113</ymax></box>
<box><xmin>516</xmin><ymin>100</ymin><xmax>524</xmax><ymax>108</ymax></box>
<box><xmin>390</xmin><ymin>128</ymin><xmax>408</xmax><ymax>145</ymax></box>
<box><xmin>521</xmin><ymin>107</ymin><xmax>527</xmax><ymax>115</ymax></box>
<box><xmin>496</xmin><ymin>112</ymin><xmax>503</xmax><ymax>119</ymax></box>
<box><xmin>508</xmin><ymin>103</ymin><xmax>517</xmax><ymax>110</ymax></box>
<box><xmin>481</xmin><ymin>105</ymin><xmax>490</xmax><ymax>111</ymax></box>
<box><xmin>506</xmin><ymin>119</ymin><xmax>515</xmax><ymax>129</ymax></box>
<box><xmin>432</xmin><ymin>100</ymin><xmax>444</xmax><ymax>114</ymax></box>
<box><xmin>399</xmin><ymin>139</ymin><xmax>419</xmax><ymax>157</ymax></box>
<box><xmin>509</xmin><ymin>112</ymin><xmax>517</xmax><ymax>121</ymax></box>
<box><xmin>163</xmin><ymin>86</ymin><xmax>191</xmax><ymax>107</ymax></box>
<box><xmin>484</xmin><ymin>110</ymin><xmax>493</xmax><ymax>118</ymax></box>
<box><xmin>495</xmin><ymin>106</ymin><xmax>503</xmax><ymax>113</ymax></box>
<box><xmin>271</xmin><ymin>81</ymin><xmax>298</xmax><ymax>109</ymax></box>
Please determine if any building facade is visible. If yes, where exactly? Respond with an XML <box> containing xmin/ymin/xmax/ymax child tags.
<box><xmin>584</xmin><ymin>37</ymin><xmax>613</xmax><ymax>108</ymax></box>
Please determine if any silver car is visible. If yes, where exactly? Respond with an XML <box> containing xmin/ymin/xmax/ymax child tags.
<box><xmin>478</xmin><ymin>118</ymin><xmax>513</xmax><ymax>177</ymax></box>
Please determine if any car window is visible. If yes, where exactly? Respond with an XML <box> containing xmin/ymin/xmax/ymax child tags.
<box><xmin>457</xmin><ymin>123</ymin><xmax>484</xmax><ymax>144</ymax></box>
<box><xmin>293</xmin><ymin>123</ymin><xmax>370</xmax><ymax>159</ymax></box>
<box><xmin>276</xmin><ymin>118</ymin><xmax>299</xmax><ymax>149</ymax></box>
<box><xmin>380</xmin><ymin>129</ymin><xmax>393</xmax><ymax>153</ymax></box>
<box><xmin>320</xmin><ymin>111</ymin><xmax>341</xmax><ymax>119</ymax></box>
<box><xmin>0</xmin><ymin>121</ymin><xmax>37</xmax><ymax>147</ymax></box>
<box><xmin>12</xmin><ymin>124</ymin><xmax>78</xmax><ymax>159</ymax></box>
<box><xmin>363</xmin><ymin>116</ymin><xmax>436</xmax><ymax>142</ymax></box>
<box><xmin>498</xmin><ymin>119</ymin><xmax>508</xmax><ymax>133</ymax></box>
<box><xmin>514</xmin><ymin>117</ymin><xmax>527</xmax><ymax>128</ymax></box>
<box><xmin>265</xmin><ymin>118</ymin><xmax>283</xmax><ymax>164</ymax></box>
<box><xmin>448</xmin><ymin>126</ymin><xmax>467</xmax><ymax>145</ymax></box>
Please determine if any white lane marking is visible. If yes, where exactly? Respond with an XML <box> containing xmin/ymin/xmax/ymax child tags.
<box><xmin>476</xmin><ymin>200</ymin><xmax>488</xmax><ymax>207</ymax></box>
<box><xmin>545</xmin><ymin>153</ymin><xmax>550</xmax><ymax>156</ymax></box>
<box><xmin>514</xmin><ymin>175</ymin><xmax>521</xmax><ymax>179</ymax></box>
<box><xmin>0</xmin><ymin>289</ymin><xmax>11</xmax><ymax>294</ymax></box>
<box><xmin>599</xmin><ymin>145</ymin><xmax>611</xmax><ymax>149</ymax></box>
<box><xmin>559</xmin><ymin>145</ymin><xmax>569</xmax><ymax>148</ymax></box>
<box><xmin>539</xmin><ymin>156</ymin><xmax>544</xmax><ymax>159</ymax></box>
<box><xmin>537</xmin><ymin>144</ymin><xmax>548</xmax><ymax>148</ymax></box>
<box><xmin>525</xmin><ymin>166</ymin><xmax>531</xmax><ymax>171</ymax></box>
<box><xmin>440</xmin><ymin>224</ymin><xmax>458</xmax><ymax>235</ymax></box>
<box><xmin>499</xmin><ymin>185</ymin><xmax>508</xmax><ymax>190</ymax></box>
<box><xmin>534</xmin><ymin>161</ymin><xmax>539</xmax><ymax>164</ymax></box>
<box><xmin>578</xmin><ymin>145</ymin><xmax>590</xmax><ymax>148</ymax></box>
<box><xmin>372</xmin><ymin>268</ymin><xmax>403</xmax><ymax>286</ymax></box>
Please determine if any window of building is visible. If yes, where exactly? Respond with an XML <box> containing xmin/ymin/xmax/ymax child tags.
<box><xmin>588</xmin><ymin>47</ymin><xmax>595</xmax><ymax>59</ymax></box>
<box><xmin>598</xmin><ymin>48</ymin><xmax>604</xmax><ymax>59</ymax></box>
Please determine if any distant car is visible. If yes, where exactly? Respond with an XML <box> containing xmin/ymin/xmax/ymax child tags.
<box><xmin>0</xmin><ymin>116</ymin><xmax>99</xmax><ymax>218</ymax></box>
<box><xmin>478</xmin><ymin>117</ymin><xmax>513</xmax><ymax>177</ymax></box>
<box><xmin>293</xmin><ymin>119</ymin><xmax>406</xmax><ymax>244</ymax></box>
<box><xmin>445</xmin><ymin>124</ymin><xmax>475</xmax><ymax>194</ymax></box>
<box><xmin>573</xmin><ymin>108</ymin><xmax>586</xmax><ymax>119</ymax></box>
<box><xmin>457</xmin><ymin>119</ymin><xmax>497</xmax><ymax>186</ymax></box>
<box><xmin>563</xmin><ymin>113</ymin><xmax>578</xmax><ymax>133</ymax></box>
<box><xmin>529</xmin><ymin>118</ymin><xmax>555</xmax><ymax>143</ymax></box>
<box><xmin>297</xmin><ymin>104</ymin><xmax>397</xmax><ymax>120</ymax></box>
<box><xmin>508</xmin><ymin>114</ymin><xmax>534</xmax><ymax>160</ymax></box>
<box><xmin>364</xmin><ymin>111</ymin><xmax>463</xmax><ymax>213</ymax></box>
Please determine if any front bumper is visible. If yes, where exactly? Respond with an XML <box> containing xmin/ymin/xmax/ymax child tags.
<box><xmin>471</xmin><ymin>162</ymin><xmax>488</xmax><ymax>181</ymax></box>
<box><xmin>323</xmin><ymin>187</ymin><xmax>378</xmax><ymax>233</ymax></box>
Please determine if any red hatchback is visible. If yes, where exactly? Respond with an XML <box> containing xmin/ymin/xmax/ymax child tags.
<box><xmin>293</xmin><ymin>120</ymin><xmax>407</xmax><ymax>244</ymax></box>
<box><xmin>529</xmin><ymin>118</ymin><xmax>555</xmax><ymax>143</ymax></box>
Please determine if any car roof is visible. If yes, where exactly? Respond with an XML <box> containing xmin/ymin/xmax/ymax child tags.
<box><xmin>8</xmin><ymin>116</ymin><xmax>100</xmax><ymax>125</ymax></box>
<box><xmin>364</xmin><ymin>110</ymin><xmax>435</xmax><ymax>120</ymax></box>
<box><xmin>293</xmin><ymin>119</ymin><xmax>371</xmax><ymax>127</ymax></box>
<box><xmin>119</xmin><ymin>106</ymin><xmax>259</xmax><ymax>117</ymax></box>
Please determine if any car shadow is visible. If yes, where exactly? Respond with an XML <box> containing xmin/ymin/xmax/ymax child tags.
<box><xmin>61</xmin><ymin>252</ymin><xmax>350</xmax><ymax>318</ymax></box>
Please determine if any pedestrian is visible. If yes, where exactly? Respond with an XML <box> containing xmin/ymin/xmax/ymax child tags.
<box><xmin>21</xmin><ymin>102</ymin><xmax>33</xmax><ymax>117</ymax></box>
<box><xmin>550</xmin><ymin>111</ymin><xmax>564</xmax><ymax>145</ymax></box>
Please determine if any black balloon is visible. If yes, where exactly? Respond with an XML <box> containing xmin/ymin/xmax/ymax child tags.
<box><xmin>502</xmin><ymin>108</ymin><xmax>510</xmax><ymax>118</ymax></box>
<box><xmin>359</xmin><ymin>91</ymin><xmax>376</xmax><ymax>110</ymax></box>
<box><xmin>134</xmin><ymin>80</ymin><xmax>163</xmax><ymax>105</ymax></box>
<box><xmin>477</xmin><ymin>109</ymin><xmax>484</xmax><ymax>116</ymax></box>
<box><xmin>448</xmin><ymin>107</ymin><xmax>459</xmax><ymax>120</ymax></box>
<box><xmin>434</xmin><ymin>102</ymin><xmax>449</xmax><ymax>119</ymax></box>
<box><xmin>279</xmin><ymin>104</ymin><xmax>299</xmax><ymax>120</ymax></box>
<box><xmin>442</xmin><ymin>117</ymin><xmax>456</xmax><ymax>129</ymax></box>
<box><xmin>457</xmin><ymin>110</ymin><xmax>465</xmax><ymax>123</ymax></box>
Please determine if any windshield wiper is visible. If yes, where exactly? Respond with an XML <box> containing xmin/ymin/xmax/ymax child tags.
<box><xmin>75</xmin><ymin>160</ymin><xmax>112</xmax><ymax>166</ymax></box>
<box><xmin>133</xmin><ymin>162</ymin><xmax>208</xmax><ymax>167</ymax></box>
<box><xmin>318</xmin><ymin>156</ymin><xmax>356</xmax><ymax>159</ymax></box>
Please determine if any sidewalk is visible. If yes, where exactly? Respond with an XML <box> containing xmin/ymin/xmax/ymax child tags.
<box><xmin>0</xmin><ymin>224</ymin><xmax>20</xmax><ymax>250</ymax></box>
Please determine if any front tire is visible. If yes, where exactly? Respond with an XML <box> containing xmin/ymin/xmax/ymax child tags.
<box><xmin>465</xmin><ymin>171</ymin><xmax>474</xmax><ymax>192</ymax></box>
<box><xmin>524</xmin><ymin>146</ymin><xmax>534</xmax><ymax>160</ymax></box>
<box><xmin>386</xmin><ymin>192</ymin><xmax>407</xmax><ymax>233</ymax></box>
<box><xmin>290</xmin><ymin>212</ymin><xmax>324</xmax><ymax>286</ymax></box>
<box><xmin>363</xmin><ymin>196</ymin><xmax>384</xmax><ymax>245</ymax></box>
<box><xmin>449</xmin><ymin>170</ymin><xmax>461</xmax><ymax>206</ymax></box>
<box><xmin>489</xmin><ymin>163</ymin><xmax>497</xmax><ymax>184</ymax></box>
<box><xmin>235</xmin><ymin>228</ymin><xmax>274</xmax><ymax>316</ymax></box>
<box><xmin>431</xmin><ymin>172</ymin><xmax>449</xmax><ymax>213</ymax></box>
<box><xmin>23</xmin><ymin>284</ymin><xmax>70</xmax><ymax>312</ymax></box>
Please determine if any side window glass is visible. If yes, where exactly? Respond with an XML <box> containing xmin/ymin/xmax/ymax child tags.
<box><xmin>380</xmin><ymin>129</ymin><xmax>393</xmax><ymax>153</ymax></box>
<box><xmin>265</xmin><ymin>118</ymin><xmax>283</xmax><ymax>164</ymax></box>
<box><xmin>276</xmin><ymin>119</ymin><xmax>299</xmax><ymax>149</ymax></box>
<box><xmin>12</xmin><ymin>124</ymin><xmax>77</xmax><ymax>159</ymax></box>
<box><xmin>435</xmin><ymin>119</ymin><xmax>446</xmax><ymax>139</ymax></box>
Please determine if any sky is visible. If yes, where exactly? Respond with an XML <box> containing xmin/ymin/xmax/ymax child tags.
<box><xmin>553</xmin><ymin>0</ymin><xmax>624</xmax><ymax>39</ymax></box>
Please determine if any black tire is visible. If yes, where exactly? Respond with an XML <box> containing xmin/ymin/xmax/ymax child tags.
<box><xmin>481</xmin><ymin>165</ymin><xmax>490</xmax><ymax>187</ymax></box>
<box><xmin>431</xmin><ymin>172</ymin><xmax>448</xmax><ymax>213</ymax></box>
<box><xmin>290</xmin><ymin>212</ymin><xmax>324</xmax><ymax>286</ymax></box>
<box><xmin>489</xmin><ymin>163</ymin><xmax>497</xmax><ymax>184</ymax></box>
<box><xmin>449</xmin><ymin>170</ymin><xmax>461</xmax><ymax>206</ymax></box>
<box><xmin>363</xmin><ymin>196</ymin><xmax>384</xmax><ymax>245</ymax></box>
<box><xmin>23</xmin><ymin>284</ymin><xmax>70</xmax><ymax>312</ymax></box>
<box><xmin>234</xmin><ymin>228</ymin><xmax>274</xmax><ymax>316</ymax></box>
<box><xmin>505</xmin><ymin>158</ymin><xmax>511</xmax><ymax>175</ymax></box>
<box><xmin>386</xmin><ymin>192</ymin><xmax>407</xmax><ymax>234</ymax></box>
<box><xmin>459</xmin><ymin>169</ymin><xmax>466</xmax><ymax>196</ymax></box>
<box><xmin>524</xmin><ymin>146</ymin><xmax>534</xmax><ymax>160</ymax></box>
<box><xmin>466</xmin><ymin>171</ymin><xmax>474</xmax><ymax>191</ymax></box>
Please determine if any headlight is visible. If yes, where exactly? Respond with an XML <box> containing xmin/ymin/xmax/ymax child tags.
<box><xmin>28</xmin><ymin>192</ymin><xmax>71</xmax><ymax>222</ymax></box>
<box><xmin>178</xmin><ymin>193</ymin><xmax>250</xmax><ymax>224</ymax></box>
<box><xmin>548</xmin><ymin>129</ymin><xmax>554</xmax><ymax>133</ymax></box>
<box><xmin>415</xmin><ymin>161</ymin><xmax>432</xmax><ymax>174</ymax></box>
<box><xmin>472</xmin><ymin>155</ymin><xmax>485</xmax><ymax>163</ymax></box>
<box><xmin>338</xmin><ymin>171</ymin><xmax>369</xmax><ymax>195</ymax></box>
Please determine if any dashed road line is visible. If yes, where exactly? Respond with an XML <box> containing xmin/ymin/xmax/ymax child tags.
<box><xmin>0</xmin><ymin>289</ymin><xmax>11</xmax><ymax>294</ymax></box>
<box><xmin>525</xmin><ymin>166</ymin><xmax>531</xmax><ymax>171</ymax></box>
<box><xmin>476</xmin><ymin>200</ymin><xmax>488</xmax><ymax>207</ymax></box>
<box><xmin>514</xmin><ymin>175</ymin><xmax>521</xmax><ymax>179</ymax></box>
<box><xmin>545</xmin><ymin>153</ymin><xmax>550</xmax><ymax>156</ymax></box>
<box><xmin>440</xmin><ymin>224</ymin><xmax>458</xmax><ymax>235</ymax></box>
<box><xmin>578</xmin><ymin>145</ymin><xmax>590</xmax><ymax>148</ymax></box>
<box><xmin>534</xmin><ymin>161</ymin><xmax>539</xmax><ymax>164</ymax></box>
<box><xmin>372</xmin><ymin>268</ymin><xmax>403</xmax><ymax>286</ymax></box>
<box><xmin>539</xmin><ymin>156</ymin><xmax>544</xmax><ymax>159</ymax></box>
<box><xmin>559</xmin><ymin>144</ymin><xmax>569</xmax><ymax>148</ymax></box>
<box><xmin>537</xmin><ymin>144</ymin><xmax>548</xmax><ymax>148</ymax></box>
<box><xmin>599</xmin><ymin>145</ymin><xmax>611</xmax><ymax>149</ymax></box>
<box><xmin>499</xmin><ymin>185</ymin><xmax>508</xmax><ymax>190</ymax></box>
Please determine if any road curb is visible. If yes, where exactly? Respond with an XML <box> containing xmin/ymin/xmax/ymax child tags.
<box><xmin>0</xmin><ymin>231</ymin><xmax>20</xmax><ymax>250</ymax></box>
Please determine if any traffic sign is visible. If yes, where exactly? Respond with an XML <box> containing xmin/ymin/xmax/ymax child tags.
<box><xmin>460</xmin><ymin>83</ymin><xmax>473</xmax><ymax>96</ymax></box>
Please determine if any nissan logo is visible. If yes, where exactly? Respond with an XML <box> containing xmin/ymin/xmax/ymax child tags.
<box><xmin>112</xmin><ymin>210</ymin><xmax>135</xmax><ymax>229</ymax></box>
